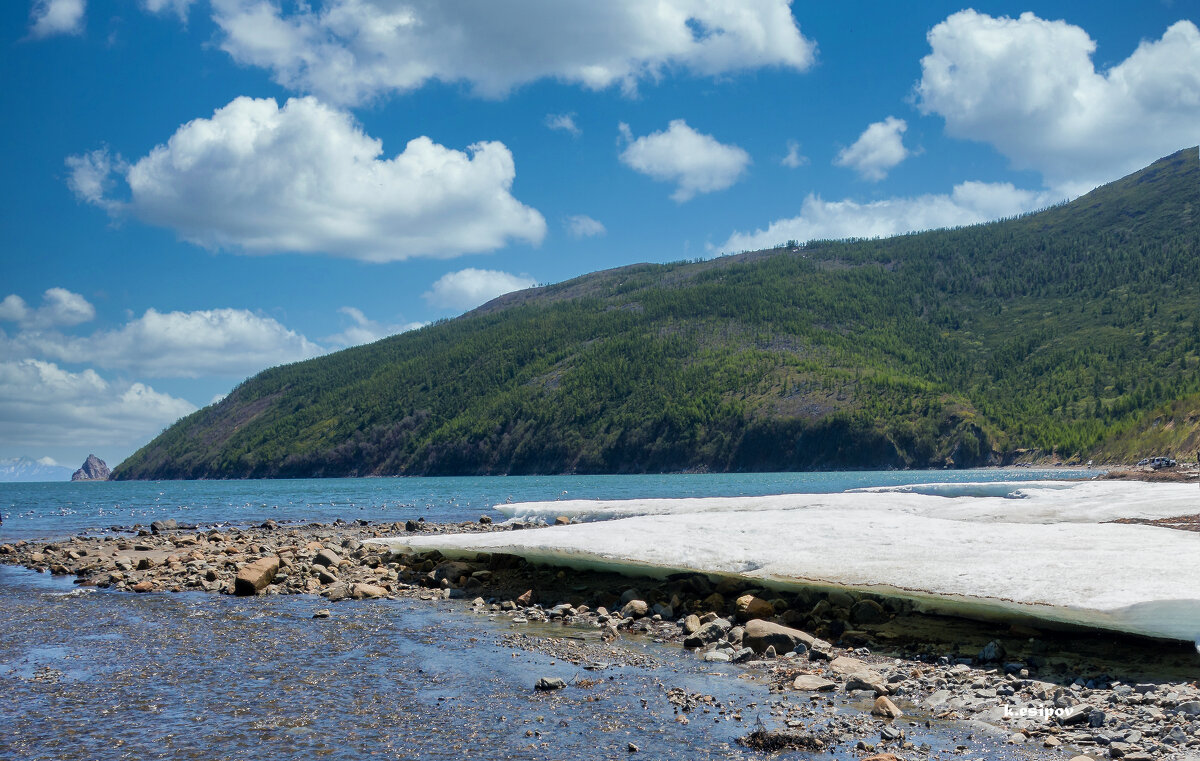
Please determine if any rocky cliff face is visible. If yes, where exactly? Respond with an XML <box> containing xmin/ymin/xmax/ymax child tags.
<box><xmin>71</xmin><ymin>454</ymin><xmax>111</xmax><ymax>481</ymax></box>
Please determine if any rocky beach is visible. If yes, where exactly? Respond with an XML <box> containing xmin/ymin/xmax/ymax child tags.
<box><xmin>3</xmin><ymin>513</ymin><xmax>1199</xmax><ymax>760</ymax></box>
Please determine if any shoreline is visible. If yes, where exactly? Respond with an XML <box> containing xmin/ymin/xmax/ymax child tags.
<box><xmin>2</xmin><ymin>518</ymin><xmax>1199</xmax><ymax>759</ymax></box>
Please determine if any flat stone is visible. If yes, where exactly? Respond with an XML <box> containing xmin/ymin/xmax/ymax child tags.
<box><xmin>313</xmin><ymin>549</ymin><xmax>341</xmax><ymax>568</ymax></box>
<box><xmin>846</xmin><ymin>673</ymin><xmax>889</xmax><ymax>695</ymax></box>
<box><xmin>1056</xmin><ymin>704</ymin><xmax>1092</xmax><ymax>725</ymax></box>
<box><xmin>792</xmin><ymin>675</ymin><xmax>837</xmax><ymax>692</ymax></box>
<box><xmin>535</xmin><ymin>677</ymin><xmax>566</xmax><ymax>691</ymax></box>
<box><xmin>350</xmin><ymin>582</ymin><xmax>388</xmax><ymax>599</ymax></box>
<box><xmin>828</xmin><ymin>656</ymin><xmax>871</xmax><ymax>676</ymax></box>
<box><xmin>742</xmin><ymin>619</ymin><xmax>814</xmax><ymax>654</ymax></box>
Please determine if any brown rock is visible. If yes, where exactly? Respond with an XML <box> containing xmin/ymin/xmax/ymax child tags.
<box><xmin>131</xmin><ymin>580</ymin><xmax>156</xmax><ymax>593</ymax></box>
<box><xmin>234</xmin><ymin>556</ymin><xmax>280</xmax><ymax>596</ymax></box>
<box><xmin>516</xmin><ymin>589</ymin><xmax>533</xmax><ymax>605</ymax></box>
<box><xmin>734</xmin><ymin>594</ymin><xmax>776</xmax><ymax>621</ymax></box>
<box><xmin>350</xmin><ymin>583</ymin><xmax>388</xmax><ymax>599</ymax></box>
<box><xmin>862</xmin><ymin>755</ymin><xmax>901</xmax><ymax>761</ymax></box>
<box><xmin>743</xmin><ymin>619</ymin><xmax>816</xmax><ymax>654</ymax></box>
<box><xmin>620</xmin><ymin>599</ymin><xmax>649</xmax><ymax>618</ymax></box>
<box><xmin>554</xmin><ymin>516</ymin><xmax>571</xmax><ymax>525</ymax></box>
<box><xmin>433</xmin><ymin>561</ymin><xmax>477</xmax><ymax>585</ymax></box>
<box><xmin>870</xmin><ymin>696</ymin><xmax>903</xmax><ymax>719</ymax></box>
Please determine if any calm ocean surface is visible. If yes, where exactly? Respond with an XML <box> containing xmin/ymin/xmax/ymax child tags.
<box><xmin>0</xmin><ymin>469</ymin><xmax>1092</xmax><ymax>541</ymax></box>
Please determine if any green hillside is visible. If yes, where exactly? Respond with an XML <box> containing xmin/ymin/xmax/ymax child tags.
<box><xmin>114</xmin><ymin>148</ymin><xmax>1200</xmax><ymax>479</ymax></box>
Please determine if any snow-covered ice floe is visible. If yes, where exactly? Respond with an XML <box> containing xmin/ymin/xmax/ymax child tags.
<box><xmin>375</xmin><ymin>480</ymin><xmax>1200</xmax><ymax>642</ymax></box>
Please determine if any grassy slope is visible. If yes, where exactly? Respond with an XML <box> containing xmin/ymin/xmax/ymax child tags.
<box><xmin>114</xmin><ymin>148</ymin><xmax>1200</xmax><ymax>479</ymax></box>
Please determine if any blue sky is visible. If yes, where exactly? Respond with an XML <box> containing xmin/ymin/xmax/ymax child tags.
<box><xmin>1</xmin><ymin>0</ymin><xmax>1197</xmax><ymax>467</ymax></box>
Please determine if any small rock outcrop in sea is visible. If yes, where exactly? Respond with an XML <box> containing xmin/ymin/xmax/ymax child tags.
<box><xmin>71</xmin><ymin>454</ymin><xmax>110</xmax><ymax>481</ymax></box>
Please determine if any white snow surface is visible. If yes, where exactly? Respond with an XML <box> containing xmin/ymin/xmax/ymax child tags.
<box><xmin>378</xmin><ymin>480</ymin><xmax>1200</xmax><ymax>641</ymax></box>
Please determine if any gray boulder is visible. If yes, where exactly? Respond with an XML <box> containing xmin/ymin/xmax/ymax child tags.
<box><xmin>849</xmin><ymin>599</ymin><xmax>889</xmax><ymax>625</ymax></box>
<box><xmin>683</xmin><ymin>617</ymin><xmax>732</xmax><ymax>648</ymax></box>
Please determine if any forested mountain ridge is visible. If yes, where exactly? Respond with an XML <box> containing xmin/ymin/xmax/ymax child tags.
<box><xmin>114</xmin><ymin>148</ymin><xmax>1200</xmax><ymax>479</ymax></box>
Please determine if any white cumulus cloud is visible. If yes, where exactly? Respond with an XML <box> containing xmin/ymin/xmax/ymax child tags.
<box><xmin>834</xmin><ymin>116</ymin><xmax>909</xmax><ymax>181</ymax></box>
<box><xmin>0</xmin><ymin>288</ymin><xmax>96</xmax><ymax>329</ymax></box>
<box><xmin>565</xmin><ymin>215</ymin><xmax>606</xmax><ymax>239</ymax></box>
<box><xmin>723</xmin><ymin>181</ymin><xmax>1059</xmax><ymax>251</ymax></box>
<box><xmin>0</xmin><ymin>359</ymin><xmax>196</xmax><ymax>454</ymax></box>
<box><xmin>209</xmin><ymin>0</ymin><xmax>816</xmax><ymax>105</ymax></box>
<box><xmin>618</xmin><ymin>120</ymin><xmax>751</xmax><ymax>202</ymax></box>
<box><xmin>28</xmin><ymin>0</ymin><xmax>85</xmax><ymax>38</ymax></box>
<box><xmin>918</xmin><ymin>11</ymin><xmax>1200</xmax><ymax>194</ymax></box>
<box><xmin>423</xmin><ymin>268</ymin><xmax>538</xmax><ymax>311</ymax></box>
<box><xmin>66</xmin><ymin>95</ymin><xmax>546</xmax><ymax>262</ymax></box>
<box><xmin>324</xmin><ymin>306</ymin><xmax>425</xmax><ymax>348</ymax></box>
<box><xmin>4</xmin><ymin>307</ymin><xmax>324</xmax><ymax>378</ymax></box>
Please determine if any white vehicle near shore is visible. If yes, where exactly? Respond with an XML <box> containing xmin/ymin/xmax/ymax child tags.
<box><xmin>1138</xmin><ymin>456</ymin><xmax>1177</xmax><ymax>469</ymax></box>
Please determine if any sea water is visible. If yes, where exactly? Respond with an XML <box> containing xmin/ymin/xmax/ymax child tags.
<box><xmin>0</xmin><ymin>468</ymin><xmax>1089</xmax><ymax>541</ymax></box>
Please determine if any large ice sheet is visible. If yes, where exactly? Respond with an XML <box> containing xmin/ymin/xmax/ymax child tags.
<box><xmin>379</xmin><ymin>480</ymin><xmax>1200</xmax><ymax>641</ymax></box>
<box><xmin>494</xmin><ymin>480</ymin><xmax>1200</xmax><ymax>524</ymax></box>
